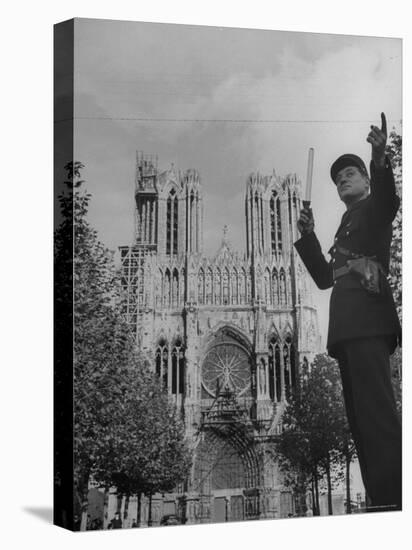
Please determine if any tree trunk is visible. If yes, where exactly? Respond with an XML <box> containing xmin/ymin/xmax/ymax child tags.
<box><xmin>116</xmin><ymin>492</ymin><xmax>123</xmax><ymax>513</ymax></box>
<box><xmin>346</xmin><ymin>453</ymin><xmax>352</xmax><ymax>514</ymax></box>
<box><xmin>137</xmin><ymin>493</ymin><xmax>142</xmax><ymax>527</ymax></box>
<box><xmin>326</xmin><ymin>457</ymin><xmax>333</xmax><ymax>515</ymax></box>
<box><xmin>148</xmin><ymin>494</ymin><xmax>153</xmax><ymax>527</ymax></box>
<box><xmin>80</xmin><ymin>497</ymin><xmax>89</xmax><ymax>531</ymax></box>
<box><xmin>295</xmin><ymin>478</ymin><xmax>307</xmax><ymax>517</ymax></box>
<box><xmin>124</xmin><ymin>494</ymin><xmax>130</xmax><ymax>522</ymax></box>
<box><xmin>103</xmin><ymin>486</ymin><xmax>110</xmax><ymax>529</ymax></box>
<box><xmin>313</xmin><ymin>472</ymin><xmax>320</xmax><ymax>516</ymax></box>
<box><xmin>78</xmin><ymin>471</ymin><xmax>90</xmax><ymax>531</ymax></box>
<box><xmin>311</xmin><ymin>478</ymin><xmax>316</xmax><ymax>516</ymax></box>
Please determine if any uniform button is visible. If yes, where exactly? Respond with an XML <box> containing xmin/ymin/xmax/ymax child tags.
<box><xmin>334</xmin><ymin>237</ymin><xmax>338</xmax><ymax>243</ymax></box>
<box><xmin>332</xmin><ymin>259</ymin><xmax>335</xmax><ymax>264</ymax></box>
<box><xmin>346</xmin><ymin>231</ymin><xmax>349</xmax><ymax>236</ymax></box>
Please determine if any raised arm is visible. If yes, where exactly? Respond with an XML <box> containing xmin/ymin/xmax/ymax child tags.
<box><xmin>367</xmin><ymin>113</ymin><xmax>400</xmax><ymax>224</ymax></box>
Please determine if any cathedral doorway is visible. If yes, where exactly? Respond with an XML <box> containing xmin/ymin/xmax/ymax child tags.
<box><xmin>213</xmin><ymin>497</ymin><xmax>227</xmax><ymax>522</ymax></box>
<box><xmin>230</xmin><ymin>495</ymin><xmax>245</xmax><ymax>521</ymax></box>
<box><xmin>193</xmin><ymin>422</ymin><xmax>260</xmax><ymax>522</ymax></box>
<box><xmin>192</xmin><ymin>408</ymin><xmax>260</xmax><ymax>522</ymax></box>
<box><xmin>192</xmin><ymin>326</ymin><xmax>260</xmax><ymax>523</ymax></box>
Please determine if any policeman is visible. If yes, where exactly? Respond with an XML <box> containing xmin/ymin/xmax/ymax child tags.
<box><xmin>295</xmin><ymin>113</ymin><xmax>401</xmax><ymax>512</ymax></box>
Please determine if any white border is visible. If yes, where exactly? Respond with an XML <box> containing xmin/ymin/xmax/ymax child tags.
<box><xmin>1</xmin><ymin>1</ymin><xmax>409</xmax><ymax>549</ymax></box>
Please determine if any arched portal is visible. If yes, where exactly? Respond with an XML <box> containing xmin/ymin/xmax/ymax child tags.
<box><xmin>192</xmin><ymin>425</ymin><xmax>261</xmax><ymax>523</ymax></box>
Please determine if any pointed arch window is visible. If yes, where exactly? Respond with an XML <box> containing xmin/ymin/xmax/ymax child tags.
<box><xmin>231</xmin><ymin>268</ymin><xmax>238</xmax><ymax>304</ymax></box>
<box><xmin>155</xmin><ymin>340</ymin><xmax>169</xmax><ymax>391</ymax></box>
<box><xmin>223</xmin><ymin>268</ymin><xmax>230</xmax><ymax>305</ymax></box>
<box><xmin>283</xmin><ymin>335</ymin><xmax>296</xmax><ymax>397</ymax></box>
<box><xmin>269</xmin><ymin>337</ymin><xmax>282</xmax><ymax>402</ymax></box>
<box><xmin>279</xmin><ymin>268</ymin><xmax>287</xmax><ymax>306</ymax></box>
<box><xmin>173</xmin><ymin>195</ymin><xmax>178</xmax><ymax>255</ymax></box>
<box><xmin>292</xmin><ymin>191</ymin><xmax>299</xmax><ymax>230</ymax></box>
<box><xmin>246</xmin><ymin>271</ymin><xmax>251</xmax><ymax>303</ymax></box>
<box><xmin>190</xmin><ymin>190</ymin><xmax>195</xmax><ymax>253</ymax></box>
<box><xmin>272</xmin><ymin>268</ymin><xmax>278</xmax><ymax>306</ymax></box>
<box><xmin>172</xmin><ymin>268</ymin><xmax>179</xmax><ymax>307</ymax></box>
<box><xmin>172</xmin><ymin>340</ymin><xmax>185</xmax><ymax>395</ymax></box>
<box><xmin>287</xmin><ymin>266</ymin><xmax>292</xmax><ymax>306</ymax></box>
<box><xmin>214</xmin><ymin>268</ymin><xmax>221</xmax><ymax>305</ymax></box>
<box><xmin>254</xmin><ymin>191</ymin><xmax>264</xmax><ymax>253</ymax></box>
<box><xmin>164</xmin><ymin>269</ymin><xmax>171</xmax><ymax>308</ymax></box>
<box><xmin>156</xmin><ymin>269</ymin><xmax>163</xmax><ymax>308</ymax></box>
<box><xmin>179</xmin><ymin>268</ymin><xmax>185</xmax><ymax>305</ymax></box>
<box><xmin>270</xmin><ymin>191</ymin><xmax>282</xmax><ymax>257</ymax></box>
<box><xmin>166</xmin><ymin>192</ymin><xmax>172</xmax><ymax>255</ymax></box>
<box><xmin>166</xmin><ymin>189</ymin><xmax>178</xmax><ymax>256</ymax></box>
<box><xmin>206</xmin><ymin>267</ymin><xmax>213</xmax><ymax>304</ymax></box>
<box><xmin>198</xmin><ymin>268</ymin><xmax>205</xmax><ymax>304</ymax></box>
<box><xmin>240</xmin><ymin>268</ymin><xmax>247</xmax><ymax>303</ymax></box>
<box><xmin>264</xmin><ymin>268</ymin><xmax>270</xmax><ymax>305</ymax></box>
<box><xmin>288</xmin><ymin>189</ymin><xmax>300</xmax><ymax>239</ymax></box>
<box><xmin>256</xmin><ymin>268</ymin><xmax>263</xmax><ymax>300</ymax></box>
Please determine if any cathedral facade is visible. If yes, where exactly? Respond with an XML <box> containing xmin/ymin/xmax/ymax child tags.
<box><xmin>115</xmin><ymin>152</ymin><xmax>320</xmax><ymax>526</ymax></box>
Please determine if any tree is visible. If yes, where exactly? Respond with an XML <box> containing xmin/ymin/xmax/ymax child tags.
<box><xmin>386</xmin><ymin>130</ymin><xmax>402</xmax><ymax>416</ymax></box>
<box><xmin>386</xmin><ymin>129</ymin><xmax>402</xmax><ymax>321</ymax></box>
<box><xmin>275</xmin><ymin>421</ymin><xmax>317</xmax><ymax>516</ymax></box>
<box><xmin>102</xmin><ymin>371</ymin><xmax>192</xmax><ymax>526</ymax></box>
<box><xmin>275</xmin><ymin>354</ymin><xmax>355</xmax><ymax>516</ymax></box>
<box><xmin>390</xmin><ymin>346</ymin><xmax>402</xmax><ymax>415</ymax></box>
<box><xmin>54</xmin><ymin>163</ymin><xmax>192</xmax><ymax>530</ymax></box>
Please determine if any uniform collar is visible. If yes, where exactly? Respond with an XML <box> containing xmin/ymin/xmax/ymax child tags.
<box><xmin>345</xmin><ymin>194</ymin><xmax>370</xmax><ymax>213</ymax></box>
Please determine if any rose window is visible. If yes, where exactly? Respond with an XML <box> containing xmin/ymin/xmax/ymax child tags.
<box><xmin>202</xmin><ymin>341</ymin><xmax>251</xmax><ymax>397</ymax></box>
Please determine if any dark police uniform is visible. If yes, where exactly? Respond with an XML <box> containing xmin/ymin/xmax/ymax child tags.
<box><xmin>294</xmin><ymin>156</ymin><xmax>401</xmax><ymax>511</ymax></box>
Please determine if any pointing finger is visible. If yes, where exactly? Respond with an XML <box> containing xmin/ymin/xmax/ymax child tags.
<box><xmin>381</xmin><ymin>112</ymin><xmax>387</xmax><ymax>135</ymax></box>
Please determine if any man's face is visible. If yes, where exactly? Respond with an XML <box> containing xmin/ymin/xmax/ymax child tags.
<box><xmin>335</xmin><ymin>165</ymin><xmax>369</xmax><ymax>206</ymax></box>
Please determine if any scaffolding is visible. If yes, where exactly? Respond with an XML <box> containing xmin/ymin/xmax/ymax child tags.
<box><xmin>119</xmin><ymin>246</ymin><xmax>149</xmax><ymax>336</ymax></box>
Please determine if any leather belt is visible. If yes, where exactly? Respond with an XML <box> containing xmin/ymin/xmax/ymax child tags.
<box><xmin>333</xmin><ymin>265</ymin><xmax>350</xmax><ymax>281</ymax></box>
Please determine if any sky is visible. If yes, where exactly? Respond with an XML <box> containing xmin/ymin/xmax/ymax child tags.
<box><xmin>70</xmin><ymin>18</ymin><xmax>402</xmax><ymax>347</ymax></box>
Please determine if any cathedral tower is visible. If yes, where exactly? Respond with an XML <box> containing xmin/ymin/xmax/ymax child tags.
<box><xmin>245</xmin><ymin>171</ymin><xmax>301</xmax><ymax>262</ymax></box>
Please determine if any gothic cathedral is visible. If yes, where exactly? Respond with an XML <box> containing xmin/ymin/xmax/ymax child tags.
<box><xmin>117</xmin><ymin>152</ymin><xmax>320</xmax><ymax>525</ymax></box>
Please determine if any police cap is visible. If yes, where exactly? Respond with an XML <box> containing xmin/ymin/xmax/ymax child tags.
<box><xmin>330</xmin><ymin>154</ymin><xmax>368</xmax><ymax>184</ymax></box>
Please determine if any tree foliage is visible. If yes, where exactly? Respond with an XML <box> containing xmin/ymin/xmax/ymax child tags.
<box><xmin>386</xmin><ymin>129</ymin><xmax>402</xmax><ymax>321</ymax></box>
<box><xmin>386</xmin><ymin>130</ymin><xmax>402</xmax><ymax>414</ymax></box>
<box><xmin>54</xmin><ymin>162</ymin><xmax>192</xmax><ymax>529</ymax></box>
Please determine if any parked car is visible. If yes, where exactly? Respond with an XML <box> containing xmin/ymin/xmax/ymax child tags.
<box><xmin>160</xmin><ymin>514</ymin><xmax>180</xmax><ymax>526</ymax></box>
